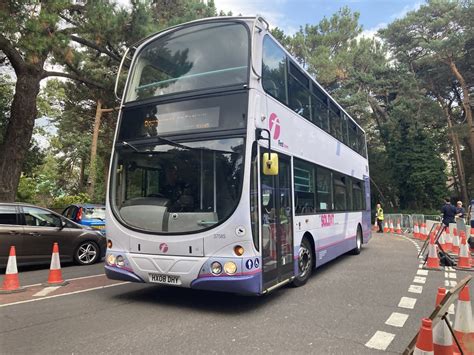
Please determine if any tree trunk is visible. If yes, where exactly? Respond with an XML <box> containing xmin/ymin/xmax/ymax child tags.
<box><xmin>448</xmin><ymin>59</ymin><xmax>474</xmax><ymax>164</ymax></box>
<box><xmin>0</xmin><ymin>73</ymin><xmax>41</xmax><ymax>202</ymax></box>
<box><xmin>437</xmin><ymin>96</ymin><xmax>468</xmax><ymax>203</ymax></box>
<box><xmin>88</xmin><ymin>100</ymin><xmax>102</xmax><ymax>199</ymax></box>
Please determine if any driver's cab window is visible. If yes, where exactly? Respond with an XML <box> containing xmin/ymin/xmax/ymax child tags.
<box><xmin>24</xmin><ymin>207</ymin><xmax>61</xmax><ymax>228</ymax></box>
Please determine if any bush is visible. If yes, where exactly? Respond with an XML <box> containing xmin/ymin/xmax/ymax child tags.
<box><xmin>50</xmin><ymin>193</ymin><xmax>91</xmax><ymax>209</ymax></box>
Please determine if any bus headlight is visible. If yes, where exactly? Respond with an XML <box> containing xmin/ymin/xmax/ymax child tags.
<box><xmin>224</xmin><ymin>261</ymin><xmax>237</xmax><ymax>275</ymax></box>
<box><xmin>116</xmin><ymin>255</ymin><xmax>125</xmax><ymax>267</ymax></box>
<box><xmin>211</xmin><ymin>261</ymin><xmax>222</xmax><ymax>275</ymax></box>
<box><xmin>106</xmin><ymin>254</ymin><xmax>116</xmax><ymax>266</ymax></box>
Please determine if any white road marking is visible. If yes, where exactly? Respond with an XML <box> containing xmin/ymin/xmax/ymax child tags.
<box><xmin>32</xmin><ymin>286</ymin><xmax>60</xmax><ymax>297</ymax></box>
<box><xmin>448</xmin><ymin>273</ymin><xmax>456</xmax><ymax>279</ymax></box>
<box><xmin>0</xmin><ymin>282</ymin><xmax>129</xmax><ymax>308</ymax></box>
<box><xmin>408</xmin><ymin>285</ymin><xmax>423</xmax><ymax>294</ymax></box>
<box><xmin>414</xmin><ymin>276</ymin><xmax>426</xmax><ymax>284</ymax></box>
<box><xmin>22</xmin><ymin>273</ymin><xmax>106</xmax><ymax>288</ymax></box>
<box><xmin>365</xmin><ymin>331</ymin><xmax>395</xmax><ymax>351</ymax></box>
<box><xmin>445</xmin><ymin>267</ymin><xmax>455</xmax><ymax>271</ymax></box>
<box><xmin>445</xmin><ymin>280</ymin><xmax>450</xmax><ymax>287</ymax></box>
<box><xmin>398</xmin><ymin>297</ymin><xmax>417</xmax><ymax>309</ymax></box>
<box><xmin>417</xmin><ymin>269</ymin><xmax>429</xmax><ymax>276</ymax></box>
<box><xmin>450</xmin><ymin>280</ymin><xmax>457</xmax><ymax>287</ymax></box>
<box><xmin>385</xmin><ymin>312</ymin><xmax>409</xmax><ymax>327</ymax></box>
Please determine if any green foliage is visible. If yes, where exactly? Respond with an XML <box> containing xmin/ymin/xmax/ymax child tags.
<box><xmin>50</xmin><ymin>193</ymin><xmax>90</xmax><ymax>209</ymax></box>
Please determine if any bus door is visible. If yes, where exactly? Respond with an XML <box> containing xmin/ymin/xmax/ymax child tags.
<box><xmin>261</xmin><ymin>153</ymin><xmax>294</xmax><ymax>290</ymax></box>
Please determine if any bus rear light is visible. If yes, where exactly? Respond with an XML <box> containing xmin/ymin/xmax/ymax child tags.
<box><xmin>211</xmin><ymin>261</ymin><xmax>222</xmax><ymax>275</ymax></box>
<box><xmin>234</xmin><ymin>245</ymin><xmax>244</xmax><ymax>256</ymax></box>
<box><xmin>107</xmin><ymin>240</ymin><xmax>113</xmax><ymax>249</ymax></box>
<box><xmin>224</xmin><ymin>261</ymin><xmax>237</xmax><ymax>275</ymax></box>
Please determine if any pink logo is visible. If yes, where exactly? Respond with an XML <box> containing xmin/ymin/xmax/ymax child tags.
<box><xmin>159</xmin><ymin>243</ymin><xmax>168</xmax><ymax>253</ymax></box>
<box><xmin>269</xmin><ymin>113</ymin><xmax>281</xmax><ymax>140</ymax></box>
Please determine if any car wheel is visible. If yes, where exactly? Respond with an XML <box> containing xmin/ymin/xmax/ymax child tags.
<box><xmin>351</xmin><ymin>227</ymin><xmax>363</xmax><ymax>255</ymax></box>
<box><xmin>292</xmin><ymin>237</ymin><xmax>313</xmax><ymax>287</ymax></box>
<box><xmin>74</xmin><ymin>241</ymin><xmax>100</xmax><ymax>265</ymax></box>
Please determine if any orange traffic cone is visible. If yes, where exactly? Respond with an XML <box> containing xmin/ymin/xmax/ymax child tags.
<box><xmin>439</xmin><ymin>229</ymin><xmax>447</xmax><ymax>251</ymax></box>
<box><xmin>425</xmin><ymin>234</ymin><xmax>441</xmax><ymax>270</ymax></box>
<box><xmin>414</xmin><ymin>223</ymin><xmax>420</xmax><ymax>239</ymax></box>
<box><xmin>414</xmin><ymin>318</ymin><xmax>434</xmax><ymax>355</ymax></box>
<box><xmin>0</xmin><ymin>246</ymin><xmax>25</xmax><ymax>294</ymax></box>
<box><xmin>390</xmin><ymin>220</ymin><xmax>395</xmax><ymax>233</ymax></box>
<box><xmin>373</xmin><ymin>219</ymin><xmax>377</xmax><ymax>231</ymax></box>
<box><xmin>452</xmin><ymin>228</ymin><xmax>460</xmax><ymax>255</ymax></box>
<box><xmin>44</xmin><ymin>243</ymin><xmax>68</xmax><ymax>286</ymax></box>
<box><xmin>445</xmin><ymin>227</ymin><xmax>453</xmax><ymax>252</ymax></box>
<box><xmin>455</xmin><ymin>234</ymin><xmax>473</xmax><ymax>270</ymax></box>
<box><xmin>453</xmin><ymin>286</ymin><xmax>474</xmax><ymax>354</ymax></box>
<box><xmin>421</xmin><ymin>223</ymin><xmax>427</xmax><ymax>240</ymax></box>
<box><xmin>433</xmin><ymin>287</ymin><xmax>454</xmax><ymax>355</ymax></box>
<box><xmin>395</xmin><ymin>219</ymin><xmax>402</xmax><ymax>234</ymax></box>
<box><xmin>383</xmin><ymin>221</ymin><xmax>389</xmax><ymax>233</ymax></box>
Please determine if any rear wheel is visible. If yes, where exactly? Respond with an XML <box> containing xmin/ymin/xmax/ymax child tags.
<box><xmin>292</xmin><ymin>237</ymin><xmax>313</xmax><ymax>287</ymax></box>
<box><xmin>74</xmin><ymin>241</ymin><xmax>100</xmax><ymax>265</ymax></box>
<box><xmin>351</xmin><ymin>227</ymin><xmax>363</xmax><ymax>255</ymax></box>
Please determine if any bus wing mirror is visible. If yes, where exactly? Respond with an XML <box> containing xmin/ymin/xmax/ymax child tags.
<box><xmin>262</xmin><ymin>153</ymin><xmax>279</xmax><ymax>176</ymax></box>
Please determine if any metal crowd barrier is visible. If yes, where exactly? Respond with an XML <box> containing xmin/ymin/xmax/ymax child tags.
<box><xmin>378</xmin><ymin>213</ymin><xmax>442</xmax><ymax>233</ymax></box>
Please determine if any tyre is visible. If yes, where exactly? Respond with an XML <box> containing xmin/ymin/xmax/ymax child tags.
<box><xmin>351</xmin><ymin>227</ymin><xmax>363</xmax><ymax>255</ymax></box>
<box><xmin>292</xmin><ymin>237</ymin><xmax>313</xmax><ymax>287</ymax></box>
<box><xmin>74</xmin><ymin>241</ymin><xmax>100</xmax><ymax>265</ymax></box>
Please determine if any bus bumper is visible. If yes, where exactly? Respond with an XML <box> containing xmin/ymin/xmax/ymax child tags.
<box><xmin>190</xmin><ymin>273</ymin><xmax>261</xmax><ymax>295</ymax></box>
<box><xmin>105</xmin><ymin>265</ymin><xmax>145</xmax><ymax>283</ymax></box>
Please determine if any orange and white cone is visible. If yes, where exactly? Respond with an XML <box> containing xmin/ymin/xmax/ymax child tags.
<box><xmin>395</xmin><ymin>219</ymin><xmax>402</xmax><ymax>234</ymax></box>
<box><xmin>453</xmin><ymin>286</ymin><xmax>474</xmax><ymax>354</ymax></box>
<box><xmin>0</xmin><ymin>246</ymin><xmax>25</xmax><ymax>294</ymax></box>
<box><xmin>390</xmin><ymin>220</ymin><xmax>395</xmax><ymax>233</ymax></box>
<box><xmin>433</xmin><ymin>287</ymin><xmax>454</xmax><ymax>355</ymax></box>
<box><xmin>439</xmin><ymin>229</ymin><xmax>447</xmax><ymax>251</ymax></box>
<box><xmin>414</xmin><ymin>223</ymin><xmax>420</xmax><ymax>239</ymax></box>
<box><xmin>44</xmin><ymin>243</ymin><xmax>68</xmax><ymax>286</ymax></box>
<box><xmin>414</xmin><ymin>318</ymin><xmax>434</xmax><ymax>355</ymax></box>
<box><xmin>452</xmin><ymin>228</ymin><xmax>460</xmax><ymax>255</ymax></box>
<box><xmin>425</xmin><ymin>234</ymin><xmax>441</xmax><ymax>270</ymax></box>
<box><xmin>455</xmin><ymin>234</ymin><xmax>473</xmax><ymax>270</ymax></box>
<box><xmin>445</xmin><ymin>227</ymin><xmax>453</xmax><ymax>252</ymax></box>
<box><xmin>384</xmin><ymin>221</ymin><xmax>389</xmax><ymax>233</ymax></box>
<box><xmin>421</xmin><ymin>223</ymin><xmax>427</xmax><ymax>240</ymax></box>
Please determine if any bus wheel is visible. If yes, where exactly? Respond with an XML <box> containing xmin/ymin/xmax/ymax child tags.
<box><xmin>292</xmin><ymin>238</ymin><xmax>313</xmax><ymax>287</ymax></box>
<box><xmin>351</xmin><ymin>227</ymin><xmax>362</xmax><ymax>255</ymax></box>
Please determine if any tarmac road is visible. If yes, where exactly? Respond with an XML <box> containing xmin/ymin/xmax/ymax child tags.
<box><xmin>1</xmin><ymin>233</ymin><xmax>473</xmax><ymax>354</ymax></box>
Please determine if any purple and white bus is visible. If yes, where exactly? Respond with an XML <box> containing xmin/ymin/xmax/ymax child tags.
<box><xmin>105</xmin><ymin>16</ymin><xmax>371</xmax><ymax>295</ymax></box>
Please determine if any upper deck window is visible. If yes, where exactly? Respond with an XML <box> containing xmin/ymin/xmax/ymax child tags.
<box><xmin>126</xmin><ymin>22</ymin><xmax>249</xmax><ymax>102</ymax></box>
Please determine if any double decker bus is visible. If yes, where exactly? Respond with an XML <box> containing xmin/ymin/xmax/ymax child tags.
<box><xmin>105</xmin><ymin>16</ymin><xmax>371</xmax><ymax>295</ymax></box>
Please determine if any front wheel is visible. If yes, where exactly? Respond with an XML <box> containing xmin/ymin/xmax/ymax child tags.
<box><xmin>351</xmin><ymin>227</ymin><xmax>363</xmax><ymax>255</ymax></box>
<box><xmin>292</xmin><ymin>238</ymin><xmax>313</xmax><ymax>287</ymax></box>
<box><xmin>74</xmin><ymin>241</ymin><xmax>100</xmax><ymax>265</ymax></box>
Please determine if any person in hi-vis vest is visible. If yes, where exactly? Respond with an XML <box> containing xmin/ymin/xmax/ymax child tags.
<box><xmin>375</xmin><ymin>203</ymin><xmax>384</xmax><ymax>233</ymax></box>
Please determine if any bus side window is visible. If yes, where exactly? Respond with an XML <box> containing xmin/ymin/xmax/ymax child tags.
<box><xmin>294</xmin><ymin>159</ymin><xmax>315</xmax><ymax>214</ymax></box>
<box><xmin>262</xmin><ymin>36</ymin><xmax>288</xmax><ymax>103</ymax></box>
<box><xmin>316</xmin><ymin>167</ymin><xmax>333</xmax><ymax>211</ymax></box>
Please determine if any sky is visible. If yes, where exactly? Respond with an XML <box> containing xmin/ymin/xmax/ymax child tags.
<box><xmin>213</xmin><ymin>0</ymin><xmax>424</xmax><ymax>37</ymax></box>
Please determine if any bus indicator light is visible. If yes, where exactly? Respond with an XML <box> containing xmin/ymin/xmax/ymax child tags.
<box><xmin>234</xmin><ymin>245</ymin><xmax>244</xmax><ymax>256</ymax></box>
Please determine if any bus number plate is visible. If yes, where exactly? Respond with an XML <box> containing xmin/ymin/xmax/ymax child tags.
<box><xmin>148</xmin><ymin>273</ymin><xmax>181</xmax><ymax>285</ymax></box>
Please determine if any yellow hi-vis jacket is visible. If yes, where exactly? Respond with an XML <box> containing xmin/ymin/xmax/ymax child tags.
<box><xmin>376</xmin><ymin>208</ymin><xmax>384</xmax><ymax>220</ymax></box>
